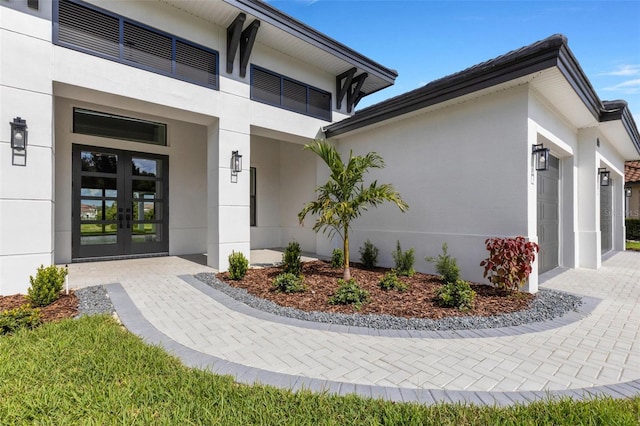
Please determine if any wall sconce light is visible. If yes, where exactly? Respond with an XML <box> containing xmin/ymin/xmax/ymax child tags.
<box><xmin>598</xmin><ymin>167</ymin><xmax>610</xmax><ymax>186</ymax></box>
<box><xmin>231</xmin><ymin>150</ymin><xmax>242</xmax><ymax>175</ymax></box>
<box><xmin>625</xmin><ymin>187</ymin><xmax>632</xmax><ymax>197</ymax></box>
<box><xmin>532</xmin><ymin>143</ymin><xmax>550</xmax><ymax>171</ymax></box>
<box><xmin>10</xmin><ymin>117</ymin><xmax>28</xmax><ymax>150</ymax></box>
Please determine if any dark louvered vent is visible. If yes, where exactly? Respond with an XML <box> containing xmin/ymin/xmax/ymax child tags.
<box><xmin>252</xmin><ymin>68</ymin><xmax>281</xmax><ymax>105</ymax></box>
<box><xmin>308</xmin><ymin>88</ymin><xmax>331</xmax><ymax>121</ymax></box>
<box><xmin>251</xmin><ymin>66</ymin><xmax>332</xmax><ymax>121</ymax></box>
<box><xmin>123</xmin><ymin>23</ymin><xmax>172</xmax><ymax>73</ymax></box>
<box><xmin>58</xmin><ymin>0</ymin><xmax>119</xmax><ymax>58</ymax></box>
<box><xmin>55</xmin><ymin>0</ymin><xmax>218</xmax><ymax>89</ymax></box>
<box><xmin>176</xmin><ymin>41</ymin><xmax>217</xmax><ymax>87</ymax></box>
<box><xmin>283</xmin><ymin>80</ymin><xmax>307</xmax><ymax>114</ymax></box>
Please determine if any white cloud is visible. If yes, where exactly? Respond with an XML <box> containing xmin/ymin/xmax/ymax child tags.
<box><xmin>599</xmin><ymin>65</ymin><xmax>640</xmax><ymax>76</ymax></box>
<box><xmin>603</xmin><ymin>79</ymin><xmax>640</xmax><ymax>94</ymax></box>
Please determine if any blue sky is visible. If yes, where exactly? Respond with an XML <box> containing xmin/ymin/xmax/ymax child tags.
<box><xmin>268</xmin><ymin>0</ymin><xmax>640</xmax><ymax>122</ymax></box>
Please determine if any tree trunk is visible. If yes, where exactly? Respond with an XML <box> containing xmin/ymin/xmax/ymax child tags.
<box><xmin>343</xmin><ymin>226</ymin><xmax>351</xmax><ymax>281</ymax></box>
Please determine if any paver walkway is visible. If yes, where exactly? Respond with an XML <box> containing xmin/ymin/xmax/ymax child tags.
<box><xmin>67</xmin><ymin>252</ymin><xmax>640</xmax><ymax>405</ymax></box>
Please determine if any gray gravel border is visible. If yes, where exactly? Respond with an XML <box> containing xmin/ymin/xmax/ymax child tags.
<box><xmin>75</xmin><ymin>285</ymin><xmax>115</xmax><ymax>317</ymax></box>
<box><xmin>193</xmin><ymin>272</ymin><xmax>594</xmax><ymax>335</ymax></box>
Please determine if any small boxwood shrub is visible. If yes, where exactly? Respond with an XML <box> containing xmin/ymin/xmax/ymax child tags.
<box><xmin>426</xmin><ymin>243</ymin><xmax>460</xmax><ymax>284</ymax></box>
<box><xmin>27</xmin><ymin>265</ymin><xmax>68</xmax><ymax>307</ymax></box>
<box><xmin>436</xmin><ymin>280</ymin><xmax>476</xmax><ymax>311</ymax></box>
<box><xmin>0</xmin><ymin>305</ymin><xmax>42</xmax><ymax>335</ymax></box>
<box><xmin>282</xmin><ymin>241</ymin><xmax>302</xmax><ymax>276</ymax></box>
<box><xmin>378</xmin><ymin>271</ymin><xmax>408</xmax><ymax>292</ymax></box>
<box><xmin>328</xmin><ymin>279</ymin><xmax>370</xmax><ymax>309</ymax></box>
<box><xmin>392</xmin><ymin>241</ymin><xmax>415</xmax><ymax>277</ymax></box>
<box><xmin>359</xmin><ymin>240</ymin><xmax>379</xmax><ymax>269</ymax></box>
<box><xmin>272</xmin><ymin>272</ymin><xmax>305</xmax><ymax>293</ymax></box>
<box><xmin>228</xmin><ymin>251</ymin><xmax>249</xmax><ymax>280</ymax></box>
<box><xmin>330</xmin><ymin>249</ymin><xmax>344</xmax><ymax>269</ymax></box>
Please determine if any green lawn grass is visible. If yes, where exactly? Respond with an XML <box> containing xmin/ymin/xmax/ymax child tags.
<box><xmin>1</xmin><ymin>316</ymin><xmax>639</xmax><ymax>425</ymax></box>
<box><xmin>626</xmin><ymin>241</ymin><xmax>640</xmax><ymax>250</ymax></box>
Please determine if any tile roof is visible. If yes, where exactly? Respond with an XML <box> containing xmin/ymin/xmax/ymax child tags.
<box><xmin>625</xmin><ymin>161</ymin><xmax>640</xmax><ymax>183</ymax></box>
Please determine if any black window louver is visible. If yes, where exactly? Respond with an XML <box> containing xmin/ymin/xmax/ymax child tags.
<box><xmin>283</xmin><ymin>80</ymin><xmax>307</xmax><ymax>114</ymax></box>
<box><xmin>58</xmin><ymin>0</ymin><xmax>119</xmax><ymax>58</ymax></box>
<box><xmin>176</xmin><ymin>41</ymin><xmax>217</xmax><ymax>87</ymax></box>
<box><xmin>251</xmin><ymin>66</ymin><xmax>332</xmax><ymax>121</ymax></box>
<box><xmin>123</xmin><ymin>23</ymin><xmax>172</xmax><ymax>73</ymax></box>
<box><xmin>56</xmin><ymin>0</ymin><xmax>218</xmax><ymax>89</ymax></box>
<box><xmin>308</xmin><ymin>88</ymin><xmax>331</xmax><ymax>121</ymax></box>
<box><xmin>252</xmin><ymin>68</ymin><xmax>281</xmax><ymax>105</ymax></box>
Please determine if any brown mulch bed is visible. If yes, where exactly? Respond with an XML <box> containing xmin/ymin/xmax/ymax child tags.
<box><xmin>0</xmin><ymin>292</ymin><xmax>79</xmax><ymax>323</ymax></box>
<box><xmin>217</xmin><ymin>260</ymin><xmax>533</xmax><ymax>319</ymax></box>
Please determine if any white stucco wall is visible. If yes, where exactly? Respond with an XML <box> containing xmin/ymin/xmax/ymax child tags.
<box><xmin>250</xmin><ymin>136</ymin><xmax>317</xmax><ymax>252</ymax></box>
<box><xmin>331</xmin><ymin>87</ymin><xmax>531</xmax><ymax>285</ymax></box>
<box><xmin>0</xmin><ymin>7</ymin><xmax>54</xmax><ymax>294</ymax></box>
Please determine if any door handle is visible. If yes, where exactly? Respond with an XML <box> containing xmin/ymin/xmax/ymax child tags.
<box><xmin>125</xmin><ymin>214</ymin><xmax>131</xmax><ymax>229</ymax></box>
<box><xmin>118</xmin><ymin>214</ymin><xmax>124</xmax><ymax>229</ymax></box>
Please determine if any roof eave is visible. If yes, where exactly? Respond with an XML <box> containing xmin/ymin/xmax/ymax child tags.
<box><xmin>223</xmin><ymin>0</ymin><xmax>398</xmax><ymax>85</ymax></box>
<box><xmin>325</xmin><ymin>36</ymin><xmax>571</xmax><ymax>138</ymax></box>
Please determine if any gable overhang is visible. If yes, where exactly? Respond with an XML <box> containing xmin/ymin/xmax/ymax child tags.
<box><xmin>158</xmin><ymin>0</ymin><xmax>396</xmax><ymax>97</ymax></box>
<box><xmin>324</xmin><ymin>34</ymin><xmax>640</xmax><ymax>158</ymax></box>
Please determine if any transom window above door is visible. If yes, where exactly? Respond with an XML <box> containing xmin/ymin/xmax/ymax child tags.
<box><xmin>73</xmin><ymin>108</ymin><xmax>167</xmax><ymax>146</ymax></box>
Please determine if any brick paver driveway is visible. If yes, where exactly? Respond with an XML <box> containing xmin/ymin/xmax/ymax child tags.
<box><xmin>67</xmin><ymin>252</ymin><xmax>640</xmax><ymax>405</ymax></box>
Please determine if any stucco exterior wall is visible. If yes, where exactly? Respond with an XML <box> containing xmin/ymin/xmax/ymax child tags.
<box><xmin>0</xmin><ymin>7</ymin><xmax>54</xmax><ymax>294</ymax></box>
<box><xmin>330</xmin><ymin>87</ymin><xmax>531</xmax><ymax>285</ymax></box>
<box><xmin>250</xmin><ymin>136</ymin><xmax>317</xmax><ymax>252</ymax></box>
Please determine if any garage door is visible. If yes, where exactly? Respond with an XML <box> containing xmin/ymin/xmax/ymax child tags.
<box><xmin>537</xmin><ymin>155</ymin><xmax>559</xmax><ymax>274</ymax></box>
<box><xmin>600</xmin><ymin>184</ymin><xmax>613</xmax><ymax>253</ymax></box>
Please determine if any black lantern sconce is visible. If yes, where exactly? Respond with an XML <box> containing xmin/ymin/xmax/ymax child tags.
<box><xmin>231</xmin><ymin>150</ymin><xmax>242</xmax><ymax>177</ymax></box>
<box><xmin>532</xmin><ymin>144</ymin><xmax>550</xmax><ymax>171</ymax></box>
<box><xmin>625</xmin><ymin>187</ymin><xmax>632</xmax><ymax>197</ymax></box>
<box><xmin>598</xmin><ymin>167</ymin><xmax>610</xmax><ymax>187</ymax></box>
<box><xmin>10</xmin><ymin>117</ymin><xmax>28</xmax><ymax>151</ymax></box>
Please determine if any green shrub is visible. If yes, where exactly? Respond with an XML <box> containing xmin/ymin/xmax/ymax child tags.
<box><xmin>27</xmin><ymin>265</ymin><xmax>68</xmax><ymax>307</ymax></box>
<box><xmin>378</xmin><ymin>271</ymin><xmax>408</xmax><ymax>292</ymax></box>
<box><xmin>330</xmin><ymin>249</ymin><xmax>344</xmax><ymax>269</ymax></box>
<box><xmin>272</xmin><ymin>273</ymin><xmax>306</xmax><ymax>293</ymax></box>
<box><xmin>0</xmin><ymin>305</ymin><xmax>42</xmax><ymax>335</ymax></box>
<box><xmin>359</xmin><ymin>240</ymin><xmax>379</xmax><ymax>269</ymax></box>
<box><xmin>282</xmin><ymin>241</ymin><xmax>302</xmax><ymax>276</ymax></box>
<box><xmin>626</xmin><ymin>218</ymin><xmax>640</xmax><ymax>240</ymax></box>
<box><xmin>228</xmin><ymin>251</ymin><xmax>249</xmax><ymax>280</ymax></box>
<box><xmin>328</xmin><ymin>279</ymin><xmax>370</xmax><ymax>309</ymax></box>
<box><xmin>426</xmin><ymin>243</ymin><xmax>460</xmax><ymax>284</ymax></box>
<box><xmin>391</xmin><ymin>241</ymin><xmax>415</xmax><ymax>277</ymax></box>
<box><xmin>436</xmin><ymin>280</ymin><xmax>476</xmax><ymax>311</ymax></box>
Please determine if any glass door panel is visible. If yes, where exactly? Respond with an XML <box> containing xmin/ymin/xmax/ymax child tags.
<box><xmin>73</xmin><ymin>145</ymin><xmax>168</xmax><ymax>259</ymax></box>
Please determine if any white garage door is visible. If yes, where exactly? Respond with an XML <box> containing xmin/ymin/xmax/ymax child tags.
<box><xmin>537</xmin><ymin>155</ymin><xmax>559</xmax><ymax>274</ymax></box>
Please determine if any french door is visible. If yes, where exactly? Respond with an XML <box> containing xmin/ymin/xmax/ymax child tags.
<box><xmin>72</xmin><ymin>145</ymin><xmax>169</xmax><ymax>259</ymax></box>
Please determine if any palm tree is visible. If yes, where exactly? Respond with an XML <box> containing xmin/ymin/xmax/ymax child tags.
<box><xmin>298</xmin><ymin>140</ymin><xmax>409</xmax><ymax>280</ymax></box>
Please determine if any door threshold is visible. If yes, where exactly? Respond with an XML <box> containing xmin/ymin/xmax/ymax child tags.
<box><xmin>72</xmin><ymin>252</ymin><xmax>169</xmax><ymax>263</ymax></box>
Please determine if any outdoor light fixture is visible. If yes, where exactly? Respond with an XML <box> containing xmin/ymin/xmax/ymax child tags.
<box><xmin>626</xmin><ymin>187</ymin><xmax>632</xmax><ymax>197</ymax></box>
<box><xmin>598</xmin><ymin>167</ymin><xmax>610</xmax><ymax>187</ymax></box>
<box><xmin>532</xmin><ymin>143</ymin><xmax>550</xmax><ymax>171</ymax></box>
<box><xmin>10</xmin><ymin>117</ymin><xmax>28</xmax><ymax>151</ymax></box>
<box><xmin>231</xmin><ymin>150</ymin><xmax>242</xmax><ymax>175</ymax></box>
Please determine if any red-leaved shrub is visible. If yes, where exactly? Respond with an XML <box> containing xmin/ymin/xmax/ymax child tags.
<box><xmin>480</xmin><ymin>236</ymin><xmax>539</xmax><ymax>292</ymax></box>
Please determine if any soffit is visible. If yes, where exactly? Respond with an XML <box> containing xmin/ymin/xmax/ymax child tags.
<box><xmin>529</xmin><ymin>67</ymin><xmax>596</xmax><ymax>129</ymax></box>
<box><xmin>601</xmin><ymin>120</ymin><xmax>640</xmax><ymax>160</ymax></box>
<box><xmin>157</xmin><ymin>0</ymin><xmax>392</xmax><ymax>95</ymax></box>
